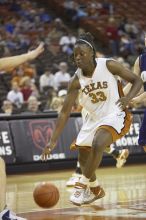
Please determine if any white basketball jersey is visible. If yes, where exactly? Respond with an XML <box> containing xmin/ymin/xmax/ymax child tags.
<box><xmin>76</xmin><ymin>58</ymin><xmax>122</xmax><ymax>121</ymax></box>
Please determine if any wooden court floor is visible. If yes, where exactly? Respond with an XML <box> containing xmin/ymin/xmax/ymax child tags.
<box><xmin>6</xmin><ymin>164</ymin><xmax>146</xmax><ymax>220</ymax></box>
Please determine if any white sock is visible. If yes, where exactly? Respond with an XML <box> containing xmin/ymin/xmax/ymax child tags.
<box><xmin>77</xmin><ymin>161</ymin><xmax>80</xmax><ymax>168</ymax></box>
<box><xmin>79</xmin><ymin>175</ymin><xmax>90</xmax><ymax>185</ymax></box>
<box><xmin>108</xmin><ymin>146</ymin><xmax>115</xmax><ymax>154</ymax></box>
<box><xmin>90</xmin><ymin>179</ymin><xmax>99</xmax><ymax>187</ymax></box>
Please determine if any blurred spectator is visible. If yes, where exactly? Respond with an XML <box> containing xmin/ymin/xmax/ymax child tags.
<box><xmin>124</xmin><ymin>18</ymin><xmax>139</xmax><ymax>39</ymax></box>
<box><xmin>42</xmin><ymin>86</ymin><xmax>57</xmax><ymax>112</ymax></box>
<box><xmin>20</xmin><ymin>76</ymin><xmax>32</xmax><ymax>101</ymax></box>
<box><xmin>102</xmin><ymin>0</ymin><xmax>114</xmax><ymax>15</ymax></box>
<box><xmin>11</xmin><ymin>66</ymin><xmax>25</xmax><ymax>85</ymax></box>
<box><xmin>22</xmin><ymin>63</ymin><xmax>37</xmax><ymax>79</ymax></box>
<box><xmin>23</xmin><ymin>96</ymin><xmax>40</xmax><ymax>114</ymax></box>
<box><xmin>72</xmin><ymin>5</ymin><xmax>88</xmax><ymax>25</ymax></box>
<box><xmin>5</xmin><ymin>18</ymin><xmax>16</xmax><ymax>34</ymax></box>
<box><xmin>0</xmin><ymin>100</ymin><xmax>14</xmax><ymax>115</ymax></box>
<box><xmin>58</xmin><ymin>88</ymin><xmax>81</xmax><ymax>113</ymax></box>
<box><xmin>87</xmin><ymin>3</ymin><xmax>99</xmax><ymax>20</ymax></box>
<box><xmin>119</xmin><ymin>34</ymin><xmax>136</xmax><ymax>58</ymax></box>
<box><xmin>49</xmin><ymin>96</ymin><xmax>63</xmax><ymax>113</ymax></box>
<box><xmin>63</xmin><ymin>0</ymin><xmax>78</xmax><ymax>20</ymax></box>
<box><xmin>39</xmin><ymin>8</ymin><xmax>52</xmax><ymax>23</ymax></box>
<box><xmin>39</xmin><ymin>68</ymin><xmax>55</xmax><ymax>92</ymax></box>
<box><xmin>47</xmin><ymin>18</ymin><xmax>67</xmax><ymax>42</ymax></box>
<box><xmin>105</xmin><ymin>17</ymin><xmax>120</xmax><ymax>56</ymax></box>
<box><xmin>59</xmin><ymin>30</ymin><xmax>76</xmax><ymax>55</ymax></box>
<box><xmin>7</xmin><ymin>82</ymin><xmax>23</xmax><ymax>108</ymax></box>
<box><xmin>35</xmin><ymin>42</ymin><xmax>69</xmax><ymax>74</ymax></box>
<box><xmin>58</xmin><ymin>89</ymin><xmax>67</xmax><ymax>98</ymax></box>
<box><xmin>31</xmin><ymin>82</ymin><xmax>40</xmax><ymax>98</ymax></box>
<box><xmin>54</xmin><ymin>62</ymin><xmax>71</xmax><ymax>90</ymax></box>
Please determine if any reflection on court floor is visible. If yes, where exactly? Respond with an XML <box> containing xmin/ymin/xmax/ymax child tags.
<box><xmin>7</xmin><ymin>164</ymin><xmax>146</xmax><ymax>220</ymax></box>
<box><xmin>20</xmin><ymin>200</ymin><xmax>146</xmax><ymax>220</ymax></box>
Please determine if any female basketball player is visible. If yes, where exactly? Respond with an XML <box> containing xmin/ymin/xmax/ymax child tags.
<box><xmin>0</xmin><ymin>43</ymin><xmax>44</xmax><ymax>220</ymax></box>
<box><xmin>42</xmin><ymin>32</ymin><xmax>142</xmax><ymax>206</ymax></box>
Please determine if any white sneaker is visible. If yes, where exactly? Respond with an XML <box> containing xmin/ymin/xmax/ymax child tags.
<box><xmin>70</xmin><ymin>182</ymin><xmax>96</xmax><ymax>206</ymax></box>
<box><xmin>66</xmin><ymin>173</ymin><xmax>82</xmax><ymax>187</ymax></box>
<box><xmin>116</xmin><ymin>149</ymin><xmax>129</xmax><ymax>168</ymax></box>
<box><xmin>0</xmin><ymin>209</ymin><xmax>27</xmax><ymax>220</ymax></box>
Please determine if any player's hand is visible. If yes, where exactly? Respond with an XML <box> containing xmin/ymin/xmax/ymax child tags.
<box><xmin>41</xmin><ymin>142</ymin><xmax>56</xmax><ymax>161</ymax></box>
<box><xmin>28</xmin><ymin>42</ymin><xmax>44</xmax><ymax>60</ymax></box>
<box><xmin>116</xmin><ymin>97</ymin><xmax>130</xmax><ymax>110</ymax></box>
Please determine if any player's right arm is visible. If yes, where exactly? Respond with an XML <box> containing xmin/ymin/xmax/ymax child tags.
<box><xmin>41</xmin><ymin>74</ymin><xmax>81</xmax><ymax>161</ymax></box>
<box><xmin>133</xmin><ymin>56</ymin><xmax>141</xmax><ymax>75</ymax></box>
<box><xmin>0</xmin><ymin>43</ymin><xmax>44</xmax><ymax>72</ymax></box>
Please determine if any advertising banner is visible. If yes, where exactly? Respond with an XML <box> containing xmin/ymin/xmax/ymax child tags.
<box><xmin>0</xmin><ymin>121</ymin><xmax>15</xmax><ymax>164</ymax></box>
<box><xmin>112</xmin><ymin>113</ymin><xmax>143</xmax><ymax>154</ymax></box>
<box><xmin>1</xmin><ymin>112</ymin><xmax>143</xmax><ymax>164</ymax></box>
<box><xmin>10</xmin><ymin>118</ymin><xmax>78</xmax><ymax>163</ymax></box>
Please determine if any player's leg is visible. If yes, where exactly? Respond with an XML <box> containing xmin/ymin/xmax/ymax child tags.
<box><xmin>82</xmin><ymin>128</ymin><xmax>112</xmax><ymax>179</ymax></box>
<box><xmin>105</xmin><ymin>146</ymin><xmax>129</xmax><ymax>168</ymax></box>
<box><xmin>67</xmin><ymin>145</ymin><xmax>129</xmax><ymax>187</ymax></box>
<box><xmin>70</xmin><ymin>148</ymin><xmax>105</xmax><ymax>205</ymax></box>
<box><xmin>0</xmin><ymin>157</ymin><xmax>27</xmax><ymax>220</ymax></box>
<box><xmin>70</xmin><ymin>128</ymin><xmax>111</xmax><ymax>205</ymax></box>
<box><xmin>66</xmin><ymin>161</ymin><xmax>82</xmax><ymax>187</ymax></box>
<box><xmin>0</xmin><ymin>157</ymin><xmax>6</xmax><ymax>212</ymax></box>
<box><xmin>143</xmin><ymin>146</ymin><xmax>146</xmax><ymax>152</ymax></box>
<box><xmin>138</xmin><ymin>110</ymin><xmax>146</xmax><ymax>153</ymax></box>
<box><xmin>78</xmin><ymin>148</ymin><xmax>105</xmax><ymax>198</ymax></box>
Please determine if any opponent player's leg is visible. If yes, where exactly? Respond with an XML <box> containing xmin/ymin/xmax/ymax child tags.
<box><xmin>138</xmin><ymin>110</ymin><xmax>146</xmax><ymax>153</ymax></box>
<box><xmin>66</xmin><ymin>161</ymin><xmax>82</xmax><ymax>187</ymax></box>
<box><xmin>0</xmin><ymin>157</ymin><xmax>27</xmax><ymax>220</ymax></box>
<box><xmin>70</xmin><ymin>129</ymin><xmax>110</xmax><ymax>206</ymax></box>
<box><xmin>105</xmin><ymin>146</ymin><xmax>129</xmax><ymax>168</ymax></box>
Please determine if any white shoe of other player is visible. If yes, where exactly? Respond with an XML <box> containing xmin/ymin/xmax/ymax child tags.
<box><xmin>116</xmin><ymin>149</ymin><xmax>129</xmax><ymax>168</ymax></box>
<box><xmin>0</xmin><ymin>208</ymin><xmax>27</xmax><ymax>220</ymax></box>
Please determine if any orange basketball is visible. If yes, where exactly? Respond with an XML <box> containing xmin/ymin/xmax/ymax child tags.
<box><xmin>33</xmin><ymin>182</ymin><xmax>59</xmax><ymax>208</ymax></box>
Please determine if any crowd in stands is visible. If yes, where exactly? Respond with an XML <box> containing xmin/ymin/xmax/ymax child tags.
<box><xmin>0</xmin><ymin>0</ymin><xmax>146</xmax><ymax>116</ymax></box>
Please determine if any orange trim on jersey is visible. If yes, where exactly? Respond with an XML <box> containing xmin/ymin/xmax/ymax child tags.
<box><xmin>70</xmin><ymin>110</ymin><xmax>132</xmax><ymax>150</ymax></box>
<box><xmin>117</xmin><ymin>80</ymin><xmax>124</xmax><ymax>97</ymax></box>
<box><xmin>70</xmin><ymin>140</ymin><xmax>91</xmax><ymax>151</ymax></box>
<box><xmin>98</xmin><ymin>110</ymin><xmax>132</xmax><ymax>143</ymax></box>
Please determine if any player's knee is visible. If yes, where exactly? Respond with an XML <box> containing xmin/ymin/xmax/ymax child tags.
<box><xmin>92</xmin><ymin>139</ymin><xmax>104</xmax><ymax>153</ymax></box>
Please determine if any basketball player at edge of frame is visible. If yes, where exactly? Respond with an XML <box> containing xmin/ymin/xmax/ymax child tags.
<box><xmin>124</xmin><ymin>34</ymin><xmax>146</xmax><ymax>153</ymax></box>
<box><xmin>0</xmin><ymin>43</ymin><xmax>44</xmax><ymax>220</ymax></box>
<box><xmin>41</xmin><ymin>32</ymin><xmax>142</xmax><ymax>206</ymax></box>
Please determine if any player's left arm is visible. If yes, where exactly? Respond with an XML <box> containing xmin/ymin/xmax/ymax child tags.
<box><xmin>0</xmin><ymin>43</ymin><xmax>44</xmax><ymax>72</ymax></box>
<box><xmin>107</xmin><ymin>60</ymin><xmax>143</xmax><ymax>109</ymax></box>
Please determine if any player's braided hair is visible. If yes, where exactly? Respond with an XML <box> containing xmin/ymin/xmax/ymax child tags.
<box><xmin>69</xmin><ymin>32</ymin><xmax>96</xmax><ymax>64</ymax></box>
<box><xmin>76</xmin><ymin>32</ymin><xmax>96</xmax><ymax>59</ymax></box>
